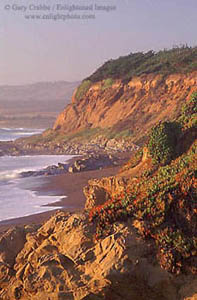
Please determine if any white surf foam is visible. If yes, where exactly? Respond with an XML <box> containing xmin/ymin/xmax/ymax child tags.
<box><xmin>0</xmin><ymin>154</ymin><xmax>75</xmax><ymax>222</ymax></box>
<box><xmin>0</xmin><ymin>127</ymin><xmax>44</xmax><ymax>141</ymax></box>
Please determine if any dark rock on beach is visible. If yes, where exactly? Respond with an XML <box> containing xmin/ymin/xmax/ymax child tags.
<box><xmin>20</xmin><ymin>154</ymin><xmax>122</xmax><ymax>178</ymax></box>
<box><xmin>68</xmin><ymin>154</ymin><xmax>118</xmax><ymax>173</ymax></box>
<box><xmin>20</xmin><ymin>163</ymin><xmax>70</xmax><ymax>178</ymax></box>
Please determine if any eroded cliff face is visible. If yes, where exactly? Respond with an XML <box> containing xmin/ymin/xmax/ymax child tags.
<box><xmin>53</xmin><ymin>72</ymin><xmax>197</xmax><ymax>143</ymax></box>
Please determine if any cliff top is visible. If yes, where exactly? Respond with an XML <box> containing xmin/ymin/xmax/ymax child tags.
<box><xmin>86</xmin><ymin>45</ymin><xmax>197</xmax><ymax>83</ymax></box>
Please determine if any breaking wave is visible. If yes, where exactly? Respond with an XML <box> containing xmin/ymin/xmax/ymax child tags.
<box><xmin>0</xmin><ymin>127</ymin><xmax>44</xmax><ymax>141</ymax></box>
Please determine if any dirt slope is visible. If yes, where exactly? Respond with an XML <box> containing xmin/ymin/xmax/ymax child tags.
<box><xmin>53</xmin><ymin>72</ymin><xmax>197</xmax><ymax>143</ymax></box>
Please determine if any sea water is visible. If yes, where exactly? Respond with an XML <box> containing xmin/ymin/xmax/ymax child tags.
<box><xmin>0</xmin><ymin>127</ymin><xmax>44</xmax><ymax>141</ymax></box>
<box><xmin>0</xmin><ymin>128</ymin><xmax>73</xmax><ymax>222</ymax></box>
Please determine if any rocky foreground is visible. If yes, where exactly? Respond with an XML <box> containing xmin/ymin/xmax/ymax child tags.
<box><xmin>0</xmin><ymin>211</ymin><xmax>196</xmax><ymax>300</ymax></box>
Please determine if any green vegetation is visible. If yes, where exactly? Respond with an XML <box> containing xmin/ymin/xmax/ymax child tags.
<box><xmin>75</xmin><ymin>77</ymin><xmax>113</xmax><ymax>102</ymax></box>
<box><xmin>63</xmin><ymin>127</ymin><xmax>101</xmax><ymax>142</ymax></box>
<box><xmin>114</xmin><ymin>129</ymin><xmax>133</xmax><ymax>139</ymax></box>
<box><xmin>86</xmin><ymin>46</ymin><xmax>197</xmax><ymax>82</ymax></box>
<box><xmin>89</xmin><ymin>93</ymin><xmax>197</xmax><ymax>274</ymax></box>
<box><xmin>178</xmin><ymin>92</ymin><xmax>197</xmax><ymax>128</ymax></box>
<box><xmin>147</xmin><ymin>121</ymin><xmax>181</xmax><ymax>165</ymax></box>
<box><xmin>65</xmin><ymin>127</ymin><xmax>133</xmax><ymax>142</ymax></box>
<box><xmin>102</xmin><ymin>78</ymin><xmax>114</xmax><ymax>90</ymax></box>
<box><xmin>66</xmin><ymin>127</ymin><xmax>133</xmax><ymax>142</ymax></box>
<box><xmin>24</xmin><ymin>126</ymin><xmax>135</xmax><ymax>146</ymax></box>
<box><xmin>147</xmin><ymin>93</ymin><xmax>196</xmax><ymax>164</ymax></box>
<box><xmin>23</xmin><ymin>130</ymin><xmax>58</xmax><ymax>144</ymax></box>
<box><xmin>75</xmin><ymin>80</ymin><xmax>91</xmax><ymax>101</ymax></box>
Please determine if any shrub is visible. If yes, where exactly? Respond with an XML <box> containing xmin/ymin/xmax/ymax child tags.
<box><xmin>102</xmin><ymin>78</ymin><xmax>114</xmax><ymax>90</ymax></box>
<box><xmin>179</xmin><ymin>92</ymin><xmax>197</xmax><ymax>128</ymax></box>
<box><xmin>75</xmin><ymin>80</ymin><xmax>91</xmax><ymax>101</ymax></box>
<box><xmin>147</xmin><ymin>121</ymin><xmax>181</xmax><ymax>165</ymax></box>
<box><xmin>86</xmin><ymin>46</ymin><xmax>197</xmax><ymax>82</ymax></box>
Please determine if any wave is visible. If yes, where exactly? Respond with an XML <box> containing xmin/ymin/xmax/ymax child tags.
<box><xmin>1</xmin><ymin>127</ymin><xmax>44</xmax><ymax>131</ymax></box>
<box><xmin>0</xmin><ymin>128</ymin><xmax>44</xmax><ymax>134</ymax></box>
<box><xmin>0</xmin><ymin>164</ymin><xmax>47</xmax><ymax>181</ymax></box>
<box><xmin>0</xmin><ymin>127</ymin><xmax>44</xmax><ymax>141</ymax></box>
<box><xmin>0</xmin><ymin>154</ymin><xmax>73</xmax><ymax>181</ymax></box>
<box><xmin>0</xmin><ymin>188</ymin><xmax>64</xmax><ymax>222</ymax></box>
<box><xmin>1</xmin><ymin>127</ymin><xmax>12</xmax><ymax>131</ymax></box>
<box><xmin>14</xmin><ymin>131</ymin><xmax>43</xmax><ymax>136</ymax></box>
<box><xmin>0</xmin><ymin>154</ymin><xmax>76</xmax><ymax>222</ymax></box>
<box><xmin>0</xmin><ymin>167</ymin><xmax>38</xmax><ymax>180</ymax></box>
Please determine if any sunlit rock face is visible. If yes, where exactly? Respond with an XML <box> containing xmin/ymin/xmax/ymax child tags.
<box><xmin>53</xmin><ymin>72</ymin><xmax>197</xmax><ymax>145</ymax></box>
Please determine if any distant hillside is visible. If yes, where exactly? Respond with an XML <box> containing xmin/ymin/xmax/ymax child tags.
<box><xmin>0</xmin><ymin>81</ymin><xmax>79</xmax><ymax>128</ymax></box>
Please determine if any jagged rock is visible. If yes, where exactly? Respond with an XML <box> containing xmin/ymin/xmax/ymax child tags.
<box><xmin>84</xmin><ymin>185</ymin><xmax>110</xmax><ymax>211</ymax></box>
<box><xmin>20</xmin><ymin>163</ymin><xmax>69</xmax><ymax>177</ymax></box>
<box><xmin>0</xmin><ymin>263</ymin><xmax>12</xmax><ymax>287</ymax></box>
<box><xmin>0</xmin><ymin>135</ymin><xmax>138</xmax><ymax>156</ymax></box>
<box><xmin>0</xmin><ymin>211</ymin><xmax>196</xmax><ymax>299</ymax></box>
<box><xmin>84</xmin><ymin>176</ymin><xmax>128</xmax><ymax>211</ymax></box>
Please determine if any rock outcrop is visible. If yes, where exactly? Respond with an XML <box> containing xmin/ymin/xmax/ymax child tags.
<box><xmin>84</xmin><ymin>176</ymin><xmax>128</xmax><ymax>211</ymax></box>
<box><xmin>0</xmin><ymin>211</ymin><xmax>196</xmax><ymax>299</ymax></box>
<box><xmin>67</xmin><ymin>154</ymin><xmax>119</xmax><ymax>173</ymax></box>
<box><xmin>83</xmin><ymin>147</ymin><xmax>151</xmax><ymax>211</ymax></box>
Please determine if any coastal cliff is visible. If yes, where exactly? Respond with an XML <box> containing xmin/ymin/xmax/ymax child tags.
<box><xmin>9</xmin><ymin>46</ymin><xmax>196</xmax><ymax>155</ymax></box>
<box><xmin>12</xmin><ymin>71</ymin><xmax>196</xmax><ymax>155</ymax></box>
<box><xmin>53</xmin><ymin>72</ymin><xmax>196</xmax><ymax>145</ymax></box>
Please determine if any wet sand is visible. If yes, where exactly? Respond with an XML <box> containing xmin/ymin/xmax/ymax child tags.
<box><xmin>0</xmin><ymin>165</ymin><xmax>121</xmax><ymax>234</ymax></box>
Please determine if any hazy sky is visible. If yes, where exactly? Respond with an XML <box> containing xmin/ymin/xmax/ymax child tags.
<box><xmin>0</xmin><ymin>0</ymin><xmax>196</xmax><ymax>85</ymax></box>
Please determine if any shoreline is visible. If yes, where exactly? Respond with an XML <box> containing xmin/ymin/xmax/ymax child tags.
<box><xmin>0</xmin><ymin>159</ymin><xmax>125</xmax><ymax>234</ymax></box>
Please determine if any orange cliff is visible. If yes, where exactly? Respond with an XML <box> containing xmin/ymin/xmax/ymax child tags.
<box><xmin>53</xmin><ymin>71</ymin><xmax>197</xmax><ymax>143</ymax></box>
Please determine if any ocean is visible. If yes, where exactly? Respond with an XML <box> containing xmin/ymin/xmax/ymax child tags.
<box><xmin>0</xmin><ymin>128</ymin><xmax>72</xmax><ymax>222</ymax></box>
<box><xmin>0</xmin><ymin>127</ymin><xmax>44</xmax><ymax>141</ymax></box>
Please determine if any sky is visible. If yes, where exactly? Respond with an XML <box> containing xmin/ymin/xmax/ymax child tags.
<box><xmin>0</xmin><ymin>0</ymin><xmax>196</xmax><ymax>85</ymax></box>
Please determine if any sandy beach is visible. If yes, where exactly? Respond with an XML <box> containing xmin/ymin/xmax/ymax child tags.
<box><xmin>0</xmin><ymin>163</ymin><xmax>122</xmax><ymax>235</ymax></box>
